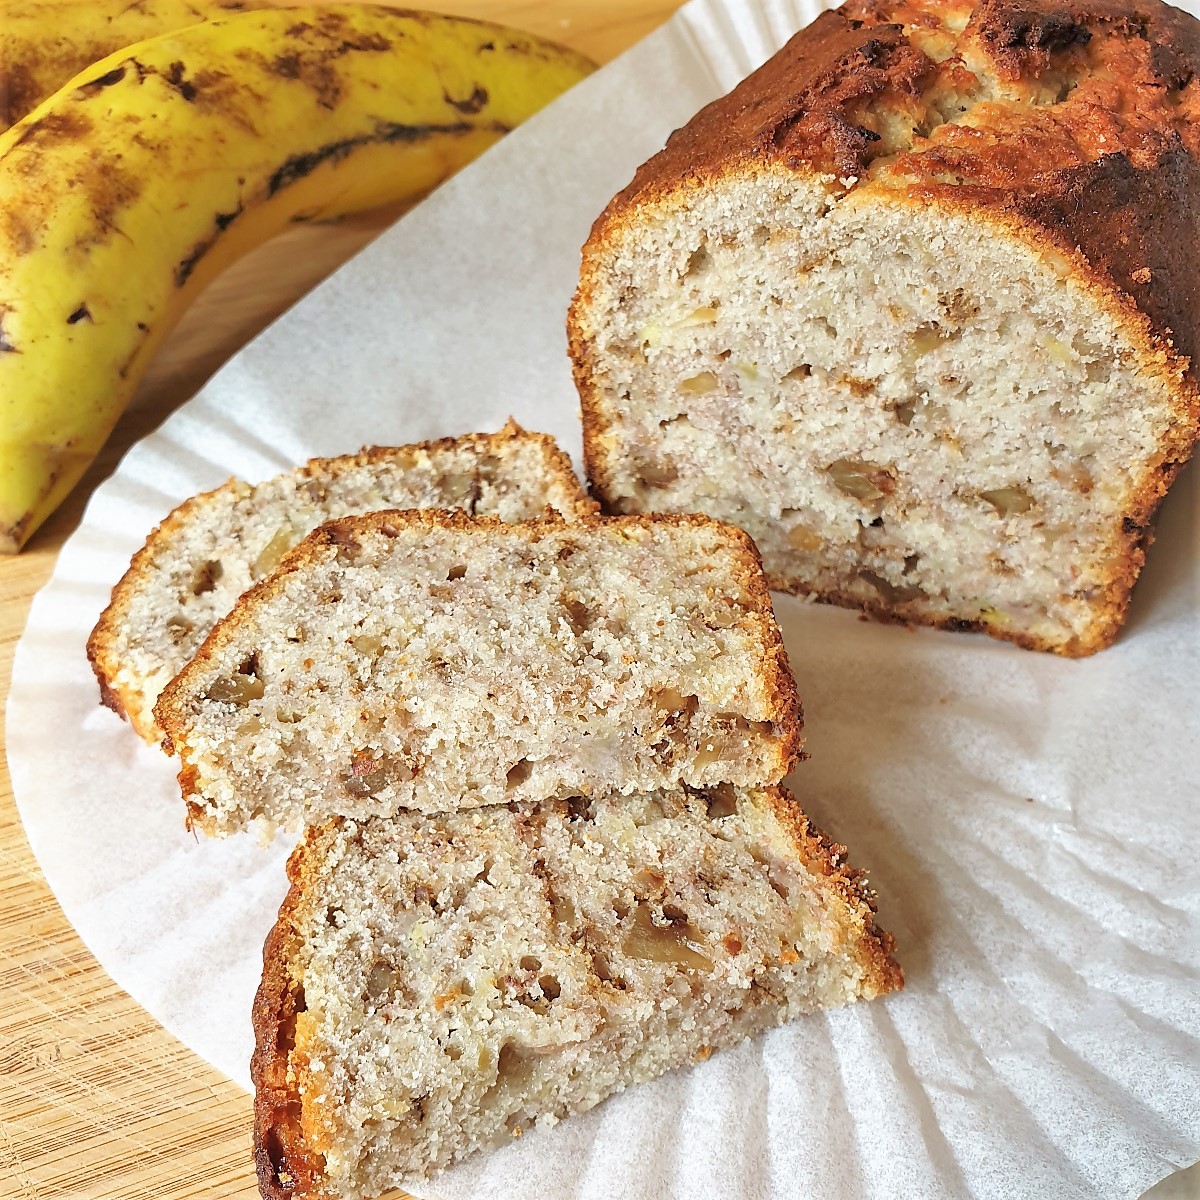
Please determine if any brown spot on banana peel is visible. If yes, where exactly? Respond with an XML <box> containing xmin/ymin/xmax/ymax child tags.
<box><xmin>175</xmin><ymin>238</ymin><xmax>215</xmax><ymax>288</ymax></box>
<box><xmin>305</xmin><ymin>63</ymin><xmax>342</xmax><ymax>111</ymax></box>
<box><xmin>74</xmin><ymin>58</ymin><xmax>150</xmax><ymax>103</ymax></box>
<box><xmin>4</xmin><ymin>509</ymin><xmax>33</xmax><ymax>549</ymax></box>
<box><xmin>0</xmin><ymin>308</ymin><xmax>17</xmax><ymax>353</ymax></box>
<box><xmin>164</xmin><ymin>60</ymin><xmax>198</xmax><ymax>102</ymax></box>
<box><xmin>175</xmin><ymin>203</ymin><xmax>244</xmax><ymax>286</ymax></box>
<box><xmin>67</xmin><ymin>304</ymin><xmax>92</xmax><ymax>325</ymax></box>
<box><xmin>265</xmin><ymin>119</ymin><xmax>509</xmax><ymax>196</ymax></box>
<box><xmin>134</xmin><ymin>58</ymin><xmax>259</xmax><ymax>119</ymax></box>
<box><xmin>12</xmin><ymin>109</ymin><xmax>94</xmax><ymax>149</ymax></box>
<box><xmin>268</xmin><ymin>30</ymin><xmax>393</xmax><ymax>108</ymax></box>
<box><xmin>71</xmin><ymin>165</ymin><xmax>143</xmax><ymax>253</ymax></box>
<box><xmin>76</xmin><ymin>65</ymin><xmax>129</xmax><ymax>96</ymax></box>
<box><xmin>163</xmin><ymin>59</ymin><xmax>239</xmax><ymax>102</ymax></box>
<box><xmin>272</xmin><ymin>53</ymin><xmax>303</xmax><ymax>79</ymax></box>
<box><xmin>172</xmin><ymin>118</ymin><xmax>509</xmax><ymax>288</ymax></box>
<box><xmin>445</xmin><ymin>85</ymin><xmax>489</xmax><ymax>115</ymax></box>
<box><xmin>332</xmin><ymin>33</ymin><xmax>392</xmax><ymax>56</ymax></box>
<box><xmin>1</xmin><ymin>208</ymin><xmax>36</xmax><ymax>256</ymax></box>
<box><xmin>1</xmin><ymin>63</ymin><xmax>40</xmax><ymax>129</ymax></box>
<box><xmin>117</xmin><ymin>322</ymin><xmax>154</xmax><ymax>380</ymax></box>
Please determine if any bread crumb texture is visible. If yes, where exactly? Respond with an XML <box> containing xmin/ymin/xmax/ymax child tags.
<box><xmin>88</xmin><ymin>423</ymin><xmax>595</xmax><ymax>741</ymax></box>
<box><xmin>251</xmin><ymin>786</ymin><xmax>901</xmax><ymax>1197</ymax></box>
<box><xmin>155</xmin><ymin>513</ymin><xmax>801</xmax><ymax>836</ymax></box>
<box><xmin>571</xmin><ymin>0</ymin><xmax>1200</xmax><ymax>656</ymax></box>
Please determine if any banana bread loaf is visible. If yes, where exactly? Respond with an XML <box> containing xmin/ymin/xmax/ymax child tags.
<box><xmin>570</xmin><ymin>0</ymin><xmax>1200</xmax><ymax>656</ymax></box>
<box><xmin>88</xmin><ymin>422</ymin><xmax>593</xmax><ymax>741</ymax></box>
<box><xmin>155</xmin><ymin>512</ymin><xmax>802</xmax><ymax>836</ymax></box>
<box><xmin>252</xmin><ymin>785</ymin><xmax>901</xmax><ymax>1197</ymax></box>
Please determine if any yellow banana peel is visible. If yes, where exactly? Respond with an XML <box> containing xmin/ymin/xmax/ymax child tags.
<box><xmin>0</xmin><ymin>0</ymin><xmax>278</xmax><ymax>130</ymax></box>
<box><xmin>0</xmin><ymin>6</ymin><xmax>594</xmax><ymax>550</ymax></box>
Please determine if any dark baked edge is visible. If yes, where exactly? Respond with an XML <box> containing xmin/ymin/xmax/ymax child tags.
<box><xmin>761</xmin><ymin>784</ymin><xmax>905</xmax><ymax>997</ymax></box>
<box><xmin>251</xmin><ymin>827</ymin><xmax>333</xmax><ymax>1200</ymax></box>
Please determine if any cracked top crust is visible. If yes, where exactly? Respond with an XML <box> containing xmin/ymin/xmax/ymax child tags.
<box><xmin>588</xmin><ymin>0</ymin><xmax>1200</xmax><ymax>371</ymax></box>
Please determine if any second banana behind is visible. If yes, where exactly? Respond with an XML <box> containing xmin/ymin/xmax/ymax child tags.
<box><xmin>0</xmin><ymin>5</ymin><xmax>594</xmax><ymax>550</ymax></box>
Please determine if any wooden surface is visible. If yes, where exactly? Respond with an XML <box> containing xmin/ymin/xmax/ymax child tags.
<box><xmin>1</xmin><ymin>3</ymin><xmax>1196</xmax><ymax>1198</ymax></box>
<box><xmin>0</xmin><ymin>4</ymin><xmax>681</xmax><ymax>1198</ymax></box>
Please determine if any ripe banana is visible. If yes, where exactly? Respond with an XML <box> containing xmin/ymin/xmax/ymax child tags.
<box><xmin>0</xmin><ymin>0</ymin><xmax>269</xmax><ymax>130</ymax></box>
<box><xmin>0</xmin><ymin>6</ymin><xmax>594</xmax><ymax>551</ymax></box>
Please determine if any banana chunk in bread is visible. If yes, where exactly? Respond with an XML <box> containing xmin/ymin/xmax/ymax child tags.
<box><xmin>155</xmin><ymin>512</ymin><xmax>801</xmax><ymax>836</ymax></box>
<box><xmin>252</xmin><ymin>786</ymin><xmax>901</xmax><ymax>1197</ymax></box>
<box><xmin>89</xmin><ymin>422</ymin><xmax>594</xmax><ymax>741</ymax></box>
<box><xmin>570</xmin><ymin>0</ymin><xmax>1200</xmax><ymax>656</ymax></box>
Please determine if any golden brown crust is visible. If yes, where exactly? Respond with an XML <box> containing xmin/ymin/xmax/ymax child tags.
<box><xmin>577</xmin><ymin>0</ymin><xmax>1200</xmax><ymax>381</ymax></box>
<box><xmin>154</xmin><ymin>510</ymin><xmax>805</xmax><ymax>808</ymax></box>
<box><xmin>577</xmin><ymin>186</ymin><xmax>1190</xmax><ymax>658</ymax></box>
<box><xmin>251</xmin><ymin>828</ymin><xmax>333</xmax><ymax>1200</ymax></box>
<box><xmin>86</xmin><ymin>484</ymin><xmax>222</xmax><ymax>739</ymax></box>
<box><xmin>88</xmin><ymin>421</ymin><xmax>596</xmax><ymax>742</ymax></box>
<box><xmin>585</xmin><ymin>0</ymin><xmax>1200</xmax><ymax>367</ymax></box>
<box><xmin>761</xmin><ymin>785</ymin><xmax>904</xmax><ymax>997</ymax></box>
<box><xmin>569</xmin><ymin>0</ymin><xmax>1200</xmax><ymax>657</ymax></box>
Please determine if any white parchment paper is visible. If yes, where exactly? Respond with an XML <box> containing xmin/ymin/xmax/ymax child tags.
<box><xmin>8</xmin><ymin>1</ymin><xmax>1200</xmax><ymax>1197</ymax></box>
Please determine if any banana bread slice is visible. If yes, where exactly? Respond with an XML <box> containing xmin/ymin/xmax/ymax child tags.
<box><xmin>252</xmin><ymin>785</ymin><xmax>901</xmax><ymax>1197</ymax></box>
<box><xmin>569</xmin><ymin>0</ymin><xmax>1200</xmax><ymax>656</ymax></box>
<box><xmin>89</xmin><ymin>422</ymin><xmax>594</xmax><ymax>741</ymax></box>
<box><xmin>155</xmin><ymin>512</ymin><xmax>801</xmax><ymax>836</ymax></box>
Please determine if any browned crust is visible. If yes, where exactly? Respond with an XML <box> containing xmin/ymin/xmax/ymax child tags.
<box><xmin>575</xmin><ymin>183</ymin><xmax>1191</xmax><ymax>657</ymax></box>
<box><xmin>251</xmin><ymin>827</ymin><xmax>334</xmax><ymax>1200</ymax></box>
<box><xmin>579</xmin><ymin>0</ymin><xmax>1200</xmax><ymax>371</ymax></box>
<box><xmin>87</xmin><ymin>421</ymin><xmax>595</xmax><ymax>743</ymax></box>
<box><xmin>86</xmin><ymin>483</ymin><xmax>221</xmax><ymax>738</ymax></box>
<box><xmin>569</xmin><ymin>0</ymin><xmax>1200</xmax><ymax>658</ymax></box>
<box><xmin>154</xmin><ymin>510</ymin><xmax>804</xmax><ymax>817</ymax></box>
<box><xmin>761</xmin><ymin>784</ymin><xmax>904</xmax><ymax>997</ymax></box>
<box><xmin>575</xmin><ymin>186</ymin><xmax>1188</xmax><ymax>657</ymax></box>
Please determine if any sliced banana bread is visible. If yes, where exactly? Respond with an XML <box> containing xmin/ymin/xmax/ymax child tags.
<box><xmin>252</xmin><ymin>785</ymin><xmax>901</xmax><ymax>1197</ymax></box>
<box><xmin>569</xmin><ymin>0</ymin><xmax>1200</xmax><ymax>656</ymax></box>
<box><xmin>89</xmin><ymin>422</ymin><xmax>594</xmax><ymax>741</ymax></box>
<box><xmin>154</xmin><ymin>512</ymin><xmax>801</xmax><ymax>836</ymax></box>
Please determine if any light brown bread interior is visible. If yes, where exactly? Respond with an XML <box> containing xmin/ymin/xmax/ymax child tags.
<box><xmin>155</xmin><ymin>512</ymin><xmax>802</xmax><ymax>837</ymax></box>
<box><xmin>252</xmin><ymin>785</ymin><xmax>901</xmax><ymax>1198</ymax></box>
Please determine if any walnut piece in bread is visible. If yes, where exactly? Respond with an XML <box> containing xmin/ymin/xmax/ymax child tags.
<box><xmin>570</xmin><ymin>0</ymin><xmax>1200</xmax><ymax>655</ymax></box>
